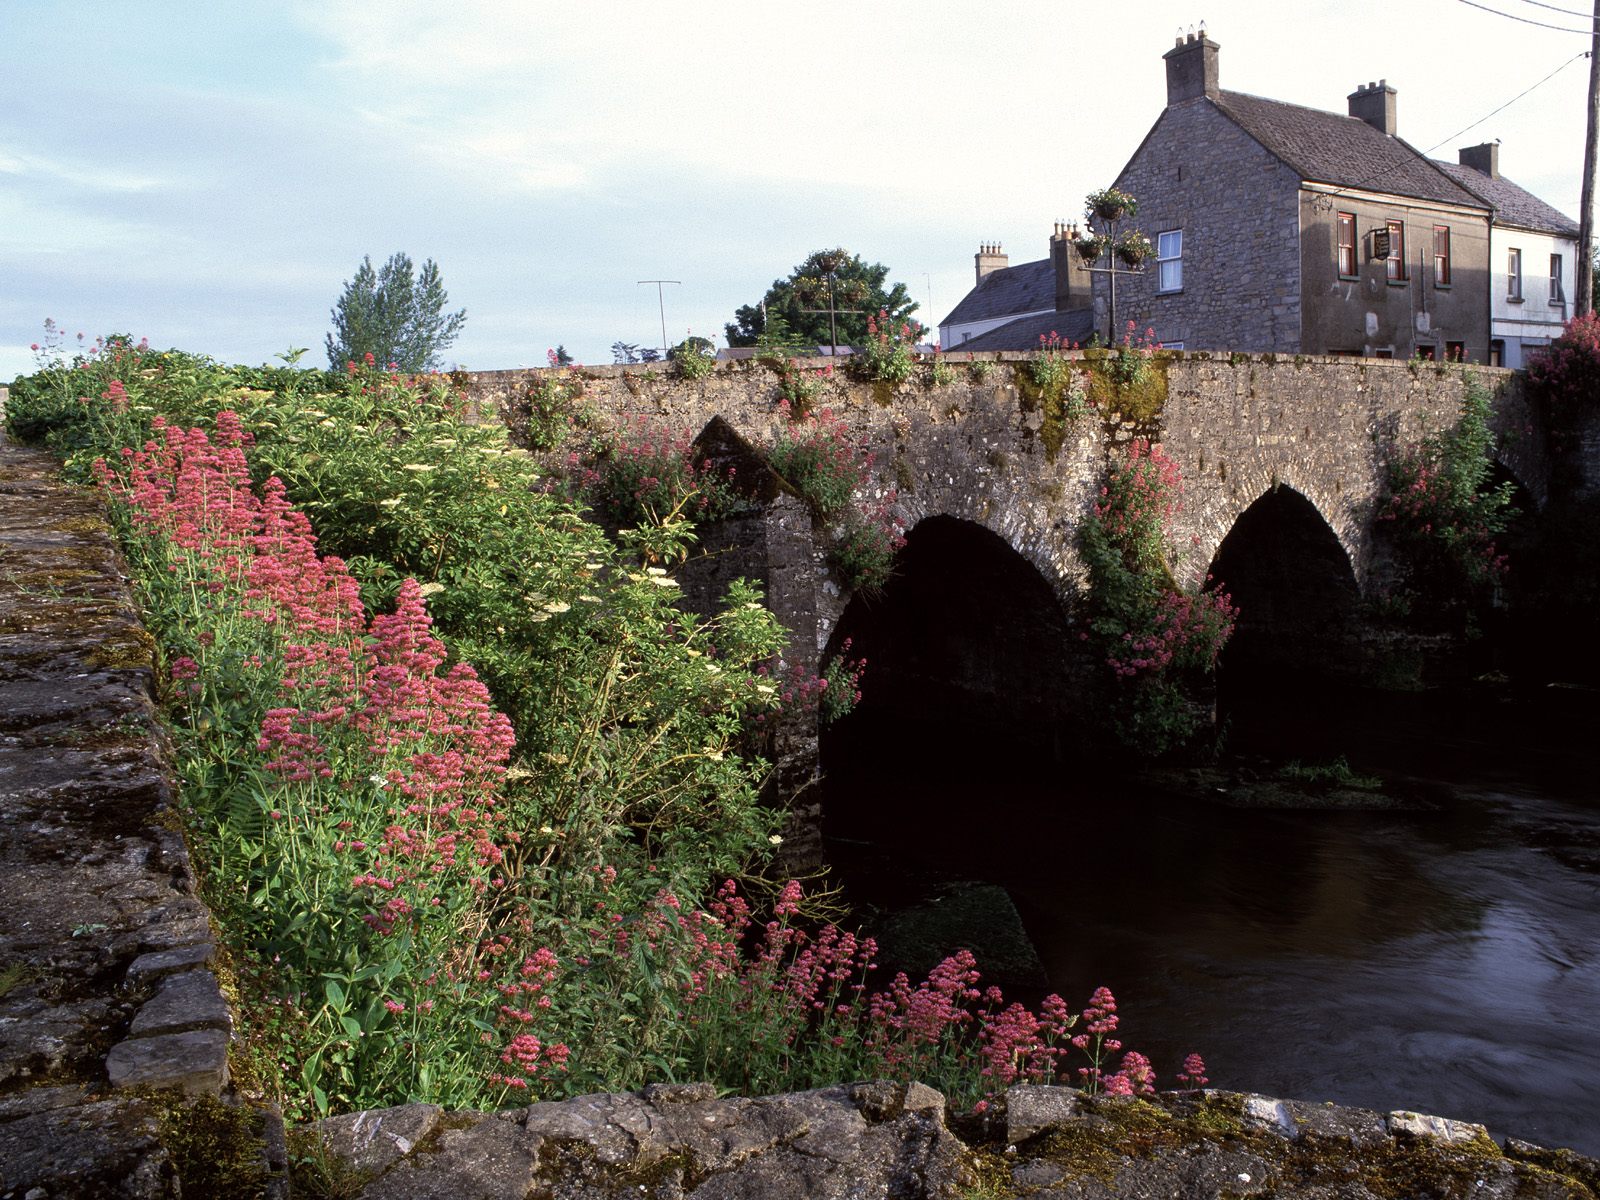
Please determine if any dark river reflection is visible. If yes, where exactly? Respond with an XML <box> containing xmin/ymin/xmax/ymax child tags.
<box><xmin>822</xmin><ymin>696</ymin><xmax>1600</xmax><ymax>1156</ymax></box>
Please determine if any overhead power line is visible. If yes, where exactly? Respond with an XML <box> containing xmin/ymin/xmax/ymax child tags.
<box><xmin>1420</xmin><ymin>50</ymin><xmax>1590</xmax><ymax>154</ymax></box>
<box><xmin>1516</xmin><ymin>0</ymin><xmax>1596</xmax><ymax>20</ymax></box>
<box><xmin>1458</xmin><ymin>0</ymin><xmax>1594</xmax><ymax>34</ymax></box>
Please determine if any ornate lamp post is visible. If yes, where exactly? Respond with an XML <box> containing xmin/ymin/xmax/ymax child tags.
<box><xmin>1073</xmin><ymin>188</ymin><xmax>1152</xmax><ymax>344</ymax></box>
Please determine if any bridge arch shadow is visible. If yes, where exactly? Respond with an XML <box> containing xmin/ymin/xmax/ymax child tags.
<box><xmin>819</xmin><ymin>515</ymin><xmax>1089</xmax><ymax>844</ymax></box>
<box><xmin>1207</xmin><ymin>485</ymin><xmax>1362</xmax><ymax>757</ymax></box>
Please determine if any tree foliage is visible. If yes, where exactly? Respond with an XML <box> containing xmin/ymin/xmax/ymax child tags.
<box><xmin>326</xmin><ymin>252</ymin><xmax>467</xmax><ymax>372</ymax></box>
<box><xmin>725</xmin><ymin>248</ymin><xmax>920</xmax><ymax>350</ymax></box>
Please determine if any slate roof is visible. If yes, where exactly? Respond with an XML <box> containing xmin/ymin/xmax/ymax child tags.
<box><xmin>941</xmin><ymin>258</ymin><xmax>1055</xmax><ymax>327</ymax></box>
<box><xmin>1212</xmin><ymin>90</ymin><xmax>1486</xmax><ymax>209</ymax></box>
<box><xmin>1433</xmin><ymin>162</ymin><xmax>1578</xmax><ymax>236</ymax></box>
<box><xmin>953</xmin><ymin>308</ymin><xmax>1095</xmax><ymax>353</ymax></box>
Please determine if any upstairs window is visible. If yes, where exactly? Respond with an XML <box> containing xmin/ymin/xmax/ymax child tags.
<box><xmin>1550</xmin><ymin>253</ymin><xmax>1565</xmax><ymax>304</ymax></box>
<box><xmin>1157</xmin><ymin>230</ymin><xmax>1183</xmax><ymax>292</ymax></box>
<box><xmin>1433</xmin><ymin>226</ymin><xmax>1451</xmax><ymax>287</ymax></box>
<box><xmin>1508</xmin><ymin>248</ymin><xmax>1523</xmax><ymax>300</ymax></box>
<box><xmin>1386</xmin><ymin>220</ymin><xmax>1407</xmax><ymax>282</ymax></box>
<box><xmin>1337</xmin><ymin>212</ymin><xmax>1357</xmax><ymax>277</ymax></box>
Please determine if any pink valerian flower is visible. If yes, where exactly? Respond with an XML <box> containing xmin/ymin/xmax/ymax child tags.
<box><xmin>1177</xmin><ymin>1053</ymin><xmax>1209</xmax><ymax>1088</ymax></box>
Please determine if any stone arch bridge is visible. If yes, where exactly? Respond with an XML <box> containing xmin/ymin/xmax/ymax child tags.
<box><xmin>468</xmin><ymin>354</ymin><xmax>1544</xmax><ymax>851</ymax></box>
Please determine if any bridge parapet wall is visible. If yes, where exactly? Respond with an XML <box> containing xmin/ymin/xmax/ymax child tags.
<box><xmin>467</xmin><ymin>355</ymin><xmax>1534</xmax><ymax>625</ymax></box>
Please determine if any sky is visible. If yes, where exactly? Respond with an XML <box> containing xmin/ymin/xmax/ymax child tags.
<box><xmin>2</xmin><ymin>0</ymin><xmax>1595</xmax><ymax>379</ymax></box>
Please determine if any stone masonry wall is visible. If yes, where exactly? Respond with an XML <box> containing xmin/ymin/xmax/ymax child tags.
<box><xmin>1103</xmin><ymin>100</ymin><xmax>1306</xmax><ymax>353</ymax></box>
<box><xmin>0</xmin><ymin>435</ymin><xmax>271</xmax><ymax>1196</ymax></box>
<box><xmin>469</xmin><ymin>354</ymin><xmax>1534</xmax><ymax>643</ymax></box>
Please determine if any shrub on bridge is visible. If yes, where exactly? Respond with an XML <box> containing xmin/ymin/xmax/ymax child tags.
<box><xmin>1080</xmin><ymin>439</ymin><xmax>1238</xmax><ymax>753</ymax></box>
<box><xmin>1376</xmin><ymin>372</ymin><xmax>1515</xmax><ymax>614</ymax></box>
<box><xmin>568</xmin><ymin>415</ymin><xmax>750</xmax><ymax>536</ymax></box>
<box><xmin>1527</xmin><ymin>311</ymin><xmax>1600</xmax><ymax>433</ymax></box>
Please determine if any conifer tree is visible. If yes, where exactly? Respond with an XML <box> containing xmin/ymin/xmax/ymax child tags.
<box><xmin>326</xmin><ymin>253</ymin><xmax>466</xmax><ymax>372</ymax></box>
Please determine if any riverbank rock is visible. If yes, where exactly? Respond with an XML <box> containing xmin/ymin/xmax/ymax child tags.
<box><xmin>302</xmin><ymin>1084</ymin><xmax>1600</xmax><ymax>1199</ymax></box>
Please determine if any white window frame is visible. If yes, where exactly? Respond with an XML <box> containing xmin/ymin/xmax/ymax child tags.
<box><xmin>1508</xmin><ymin>248</ymin><xmax>1523</xmax><ymax>301</ymax></box>
<box><xmin>1550</xmin><ymin>253</ymin><xmax>1564</xmax><ymax>305</ymax></box>
<box><xmin>1156</xmin><ymin>230</ymin><xmax>1183</xmax><ymax>293</ymax></box>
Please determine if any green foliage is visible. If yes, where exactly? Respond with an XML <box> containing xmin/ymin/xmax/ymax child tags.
<box><xmin>725</xmin><ymin>248</ymin><xmax>920</xmax><ymax>349</ymax></box>
<box><xmin>325</xmin><ymin>252</ymin><xmax>466</xmax><ymax>372</ymax></box>
<box><xmin>768</xmin><ymin>409</ymin><xmax>869</xmax><ymax>520</ymax></box>
<box><xmin>21</xmin><ymin>345</ymin><xmax>798</xmax><ymax>1116</ymax></box>
<box><xmin>517</xmin><ymin>359</ymin><xmax>586</xmax><ymax>451</ymax></box>
<box><xmin>1079</xmin><ymin>441</ymin><xmax>1236</xmax><ymax>754</ymax></box>
<box><xmin>829</xmin><ymin>515</ymin><xmax>902</xmax><ymax>594</ymax></box>
<box><xmin>1377</xmin><ymin>372</ymin><xmax>1516</xmax><ymax>611</ymax></box>
<box><xmin>571</xmin><ymin>417</ymin><xmax>750</xmax><ymax>538</ymax></box>
<box><xmin>1086</xmin><ymin>187</ymin><xmax>1139</xmax><ymax>222</ymax></box>
<box><xmin>773</xmin><ymin>357</ymin><xmax>829</xmax><ymax>417</ymax></box>
<box><xmin>669</xmin><ymin>334</ymin><xmax>717</xmax><ymax>381</ymax></box>
<box><xmin>1279</xmin><ymin>756</ymin><xmax>1382</xmax><ymax>790</ymax></box>
<box><xmin>855</xmin><ymin>308</ymin><xmax>917</xmax><ymax>385</ymax></box>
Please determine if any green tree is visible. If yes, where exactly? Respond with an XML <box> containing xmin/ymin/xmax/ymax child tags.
<box><xmin>326</xmin><ymin>252</ymin><xmax>467</xmax><ymax>372</ymax></box>
<box><xmin>725</xmin><ymin>248</ymin><xmax>920</xmax><ymax>350</ymax></box>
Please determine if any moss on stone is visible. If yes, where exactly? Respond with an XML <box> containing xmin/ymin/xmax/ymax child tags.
<box><xmin>155</xmin><ymin>1093</ymin><xmax>273</xmax><ymax>1199</ymax></box>
<box><xmin>85</xmin><ymin>626</ymin><xmax>156</xmax><ymax>671</ymax></box>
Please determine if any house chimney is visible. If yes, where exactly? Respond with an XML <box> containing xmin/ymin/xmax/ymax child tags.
<box><xmin>1348</xmin><ymin>79</ymin><xmax>1398</xmax><ymax>136</ymax></box>
<box><xmin>975</xmin><ymin>242</ymin><xmax>1008</xmax><ymax>284</ymax></box>
<box><xmin>1459</xmin><ymin>142</ymin><xmax>1500</xmax><ymax>180</ymax></box>
<box><xmin>1050</xmin><ymin>222</ymin><xmax>1092</xmax><ymax>311</ymax></box>
<box><xmin>1164</xmin><ymin>26</ymin><xmax>1219</xmax><ymax>105</ymax></box>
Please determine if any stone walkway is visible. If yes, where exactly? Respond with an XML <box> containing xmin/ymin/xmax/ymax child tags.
<box><xmin>0</xmin><ymin>433</ymin><xmax>255</xmax><ymax>1197</ymax></box>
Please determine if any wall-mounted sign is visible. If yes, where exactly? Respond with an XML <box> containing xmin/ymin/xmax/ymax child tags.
<box><xmin>1368</xmin><ymin>229</ymin><xmax>1391</xmax><ymax>261</ymax></box>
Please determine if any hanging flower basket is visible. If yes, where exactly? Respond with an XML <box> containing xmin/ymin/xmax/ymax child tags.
<box><xmin>1073</xmin><ymin>234</ymin><xmax>1107</xmax><ymax>262</ymax></box>
<box><xmin>1115</xmin><ymin>232</ymin><xmax>1153</xmax><ymax>268</ymax></box>
<box><xmin>1086</xmin><ymin>187</ymin><xmax>1138</xmax><ymax>223</ymax></box>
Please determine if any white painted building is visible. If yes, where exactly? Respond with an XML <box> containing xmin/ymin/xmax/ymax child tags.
<box><xmin>1438</xmin><ymin>144</ymin><xmax>1579</xmax><ymax>369</ymax></box>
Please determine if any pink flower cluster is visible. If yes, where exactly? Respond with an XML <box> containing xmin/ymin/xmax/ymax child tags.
<box><xmin>96</xmin><ymin>413</ymin><xmax>516</xmax><ymax>947</ymax></box>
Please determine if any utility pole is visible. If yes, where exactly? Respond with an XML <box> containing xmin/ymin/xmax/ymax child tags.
<box><xmin>637</xmin><ymin>280</ymin><xmax>681</xmax><ymax>358</ymax></box>
<box><xmin>1579</xmin><ymin>3</ymin><xmax>1599</xmax><ymax>317</ymax></box>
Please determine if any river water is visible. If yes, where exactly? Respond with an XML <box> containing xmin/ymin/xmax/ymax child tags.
<box><xmin>821</xmin><ymin>688</ymin><xmax>1600</xmax><ymax>1157</ymax></box>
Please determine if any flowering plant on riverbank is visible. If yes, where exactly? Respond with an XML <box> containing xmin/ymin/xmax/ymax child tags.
<box><xmin>7</xmin><ymin>324</ymin><xmax>1203</xmax><ymax>1121</ymax></box>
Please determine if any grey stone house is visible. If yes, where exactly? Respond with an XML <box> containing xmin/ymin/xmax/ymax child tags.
<box><xmin>938</xmin><ymin>227</ymin><xmax>1095</xmax><ymax>352</ymax></box>
<box><xmin>1101</xmin><ymin>31</ymin><xmax>1493</xmax><ymax>361</ymax></box>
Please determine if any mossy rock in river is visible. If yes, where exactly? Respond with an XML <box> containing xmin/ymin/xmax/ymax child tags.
<box><xmin>871</xmin><ymin>882</ymin><xmax>1048</xmax><ymax>992</ymax></box>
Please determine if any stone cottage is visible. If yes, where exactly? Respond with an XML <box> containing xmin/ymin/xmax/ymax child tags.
<box><xmin>1099</xmin><ymin>30</ymin><xmax>1496</xmax><ymax>361</ymax></box>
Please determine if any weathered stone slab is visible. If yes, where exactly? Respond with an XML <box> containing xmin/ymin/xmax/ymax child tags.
<box><xmin>359</xmin><ymin>1115</ymin><xmax>543</xmax><ymax>1200</ymax></box>
<box><xmin>1388</xmin><ymin>1108</ymin><xmax>1493</xmax><ymax>1144</ymax></box>
<box><xmin>0</xmin><ymin>1097</ymin><xmax>174</xmax><ymax>1199</ymax></box>
<box><xmin>106</xmin><ymin>1026</ymin><xmax>229</xmax><ymax>1095</ymax></box>
<box><xmin>125</xmin><ymin>941</ymin><xmax>216</xmax><ymax>987</ymax></box>
<box><xmin>127</xmin><ymin>969</ymin><xmax>230</xmax><ymax>1038</ymax></box>
<box><xmin>1005</xmin><ymin>1084</ymin><xmax>1080</xmax><ymax>1144</ymax></box>
<box><xmin>318</xmin><ymin>1103</ymin><xmax>443</xmax><ymax>1177</ymax></box>
<box><xmin>1241</xmin><ymin>1093</ymin><xmax>1298</xmax><ymax>1139</ymax></box>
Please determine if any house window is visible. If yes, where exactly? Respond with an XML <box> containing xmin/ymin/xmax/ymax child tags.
<box><xmin>1489</xmin><ymin>339</ymin><xmax>1505</xmax><ymax>367</ymax></box>
<box><xmin>1433</xmin><ymin>226</ymin><xmax>1451</xmax><ymax>287</ymax></box>
<box><xmin>1508</xmin><ymin>248</ymin><xmax>1523</xmax><ymax>300</ymax></box>
<box><xmin>1416</xmin><ymin>344</ymin><xmax>1436</xmax><ymax>361</ymax></box>
<box><xmin>1550</xmin><ymin>253</ymin><xmax>1565</xmax><ymax>304</ymax></box>
<box><xmin>1386</xmin><ymin>220</ymin><xmax>1407</xmax><ymax>282</ymax></box>
<box><xmin>1337</xmin><ymin>212</ymin><xmax>1357</xmax><ymax>277</ymax></box>
<box><xmin>1157</xmin><ymin>230</ymin><xmax>1183</xmax><ymax>292</ymax></box>
<box><xmin>1446</xmin><ymin>341</ymin><xmax>1466</xmax><ymax>362</ymax></box>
